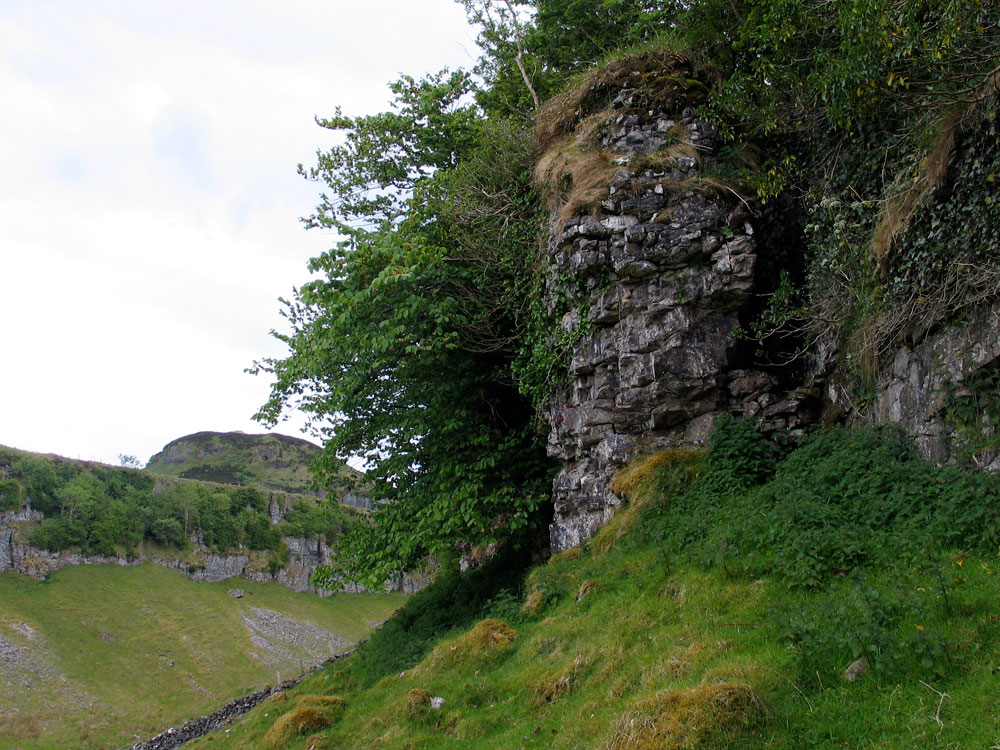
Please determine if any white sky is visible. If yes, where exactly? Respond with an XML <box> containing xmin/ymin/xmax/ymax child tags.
<box><xmin>0</xmin><ymin>0</ymin><xmax>477</xmax><ymax>466</ymax></box>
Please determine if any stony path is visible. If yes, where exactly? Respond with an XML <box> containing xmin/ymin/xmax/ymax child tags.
<box><xmin>125</xmin><ymin>648</ymin><xmax>354</xmax><ymax>750</ymax></box>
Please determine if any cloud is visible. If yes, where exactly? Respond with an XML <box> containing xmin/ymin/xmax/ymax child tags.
<box><xmin>0</xmin><ymin>0</ymin><xmax>476</xmax><ymax>465</ymax></box>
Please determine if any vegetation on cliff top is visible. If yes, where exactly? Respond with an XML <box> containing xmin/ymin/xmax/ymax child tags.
<box><xmin>188</xmin><ymin>419</ymin><xmax>1000</xmax><ymax>749</ymax></box>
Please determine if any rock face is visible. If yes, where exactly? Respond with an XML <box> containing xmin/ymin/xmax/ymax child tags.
<box><xmin>541</xmin><ymin>78</ymin><xmax>997</xmax><ymax>553</ymax></box>
<box><xmin>832</xmin><ymin>301</ymin><xmax>1000</xmax><ymax>468</ymax></box>
<box><xmin>543</xmin><ymin>95</ymin><xmax>814</xmax><ymax>551</ymax></box>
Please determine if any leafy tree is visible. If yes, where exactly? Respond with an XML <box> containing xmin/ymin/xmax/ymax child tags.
<box><xmin>150</xmin><ymin>516</ymin><xmax>184</xmax><ymax>547</ymax></box>
<box><xmin>12</xmin><ymin>457</ymin><xmax>60</xmax><ymax>513</ymax></box>
<box><xmin>255</xmin><ymin>69</ymin><xmax>555</xmax><ymax>585</ymax></box>
<box><xmin>0</xmin><ymin>479</ymin><xmax>22</xmax><ymax>512</ymax></box>
<box><xmin>56</xmin><ymin>473</ymin><xmax>106</xmax><ymax>521</ymax></box>
<box><xmin>461</xmin><ymin>0</ymin><xmax>684</xmax><ymax>116</ymax></box>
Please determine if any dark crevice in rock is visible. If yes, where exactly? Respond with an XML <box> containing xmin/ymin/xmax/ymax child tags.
<box><xmin>734</xmin><ymin>191</ymin><xmax>810</xmax><ymax>388</ymax></box>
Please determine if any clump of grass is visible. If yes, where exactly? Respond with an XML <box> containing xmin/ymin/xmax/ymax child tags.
<box><xmin>532</xmin><ymin>653</ymin><xmax>593</xmax><ymax>705</ymax></box>
<box><xmin>534</xmin><ymin>45</ymin><xmax>722</xmax><ymax>227</ymax></box>
<box><xmin>462</xmin><ymin>618</ymin><xmax>516</xmax><ymax>652</ymax></box>
<box><xmin>405</xmin><ymin>688</ymin><xmax>449</xmax><ymax>728</ymax></box>
<box><xmin>575</xmin><ymin>579</ymin><xmax>599</xmax><ymax>602</ymax></box>
<box><xmin>610</xmin><ymin>449</ymin><xmax>704</xmax><ymax>501</ymax></box>
<box><xmin>264</xmin><ymin>695</ymin><xmax>346</xmax><ymax>749</ymax></box>
<box><xmin>606</xmin><ymin>682</ymin><xmax>764</xmax><ymax>750</ymax></box>
<box><xmin>591</xmin><ymin>450</ymin><xmax>704</xmax><ymax>557</ymax></box>
<box><xmin>521</xmin><ymin>588</ymin><xmax>547</xmax><ymax>616</ymax></box>
<box><xmin>406</xmin><ymin>688</ymin><xmax>432</xmax><ymax>714</ymax></box>
<box><xmin>874</xmin><ymin>70</ymin><xmax>1000</xmax><ymax>268</ymax></box>
<box><xmin>536</xmin><ymin>47</ymin><xmax>711</xmax><ymax>152</ymax></box>
<box><xmin>534</xmin><ymin>141</ymin><xmax>617</xmax><ymax>225</ymax></box>
<box><xmin>657</xmin><ymin>640</ymin><xmax>725</xmax><ymax>680</ymax></box>
<box><xmin>421</xmin><ymin>619</ymin><xmax>517</xmax><ymax>673</ymax></box>
<box><xmin>303</xmin><ymin>734</ymin><xmax>332</xmax><ymax>750</ymax></box>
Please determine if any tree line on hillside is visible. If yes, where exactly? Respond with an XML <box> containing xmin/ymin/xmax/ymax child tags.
<box><xmin>247</xmin><ymin>0</ymin><xmax>999</xmax><ymax>587</ymax></box>
<box><xmin>0</xmin><ymin>452</ymin><xmax>355</xmax><ymax>558</ymax></box>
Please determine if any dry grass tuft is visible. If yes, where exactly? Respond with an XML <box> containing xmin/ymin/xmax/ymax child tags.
<box><xmin>630</xmin><ymin>140</ymin><xmax>700</xmax><ymax>171</ymax></box>
<box><xmin>609</xmin><ymin>449</ymin><xmax>703</xmax><ymax>501</ymax></box>
<box><xmin>531</xmin><ymin>653</ymin><xmax>593</xmax><ymax>705</ymax></box>
<box><xmin>406</xmin><ymin>688</ymin><xmax>432</xmax><ymax>713</ymax></box>
<box><xmin>873</xmin><ymin>108</ymin><xmax>961</xmax><ymax>267</ymax></box>
<box><xmin>576</xmin><ymin>579</ymin><xmax>599</xmax><ymax>602</ymax></box>
<box><xmin>533</xmin><ymin>672</ymin><xmax>574</xmax><ymax>705</ymax></box>
<box><xmin>422</xmin><ymin>619</ymin><xmax>517</xmax><ymax>672</ymax></box>
<box><xmin>304</xmin><ymin>734</ymin><xmax>333</xmax><ymax>750</ymax></box>
<box><xmin>535</xmin><ymin>47</ymin><xmax>709</xmax><ymax>152</ymax></box>
<box><xmin>533</xmin><ymin>46</ymin><xmax>722</xmax><ymax>227</ymax></box>
<box><xmin>604</xmin><ymin>682</ymin><xmax>764</xmax><ymax>749</ymax></box>
<box><xmin>522</xmin><ymin>588</ymin><xmax>547</xmax><ymax>616</ymax></box>
<box><xmin>465</xmin><ymin>618</ymin><xmax>516</xmax><ymax>650</ymax></box>
<box><xmin>590</xmin><ymin>450</ymin><xmax>703</xmax><ymax>557</ymax></box>
<box><xmin>534</xmin><ymin>140</ymin><xmax>617</xmax><ymax>226</ymax></box>
<box><xmin>264</xmin><ymin>695</ymin><xmax>347</xmax><ymax>749</ymax></box>
<box><xmin>661</xmin><ymin>641</ymin><xmax>709</xmax><ymax>680</ymax></box>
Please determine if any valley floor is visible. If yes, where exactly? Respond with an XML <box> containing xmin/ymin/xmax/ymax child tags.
<box><xmin>0</xmin><ymin>563</ymin><xmax>403</xmax><ymax>750</ymax></box>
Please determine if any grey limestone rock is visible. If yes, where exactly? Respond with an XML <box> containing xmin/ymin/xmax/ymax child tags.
<box><xmin>543</xmin><ymin>97</ymin><xmax>799</xmax><ymax>552</ymax></box>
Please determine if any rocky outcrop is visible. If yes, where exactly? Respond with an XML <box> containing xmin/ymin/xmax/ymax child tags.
<box><xmin>543</xmin><ymin>94</ymin><xmax>815</xmax><ymax>551</ymax></box>
<box><xmin>831</xmin><ymin>301</ymin><xmax>1000</xmax><ymax>468</ymax></box>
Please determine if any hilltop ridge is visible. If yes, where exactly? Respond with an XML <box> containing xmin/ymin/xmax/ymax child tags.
<box><xmin>146</xmin><ymin>431</ymin><xmax>365</xmax><ymax>501</ymax></box>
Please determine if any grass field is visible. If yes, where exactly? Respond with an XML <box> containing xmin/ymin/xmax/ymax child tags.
<box><xmin>0</xmin><ymin>563</ymin><xmax>404</xmax><ymax>750</ymax></box>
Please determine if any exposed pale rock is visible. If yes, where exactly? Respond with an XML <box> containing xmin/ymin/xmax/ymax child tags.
<box><xmin>543</xmin><ymin>99</ymin><xmax>810</xmax><ymax>551</ymax></box>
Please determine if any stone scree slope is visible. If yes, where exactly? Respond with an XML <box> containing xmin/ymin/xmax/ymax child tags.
<box><xmin>542</xmin><ymin>93</ymin><xmax>813</xmax><ymax>552</ymax></box>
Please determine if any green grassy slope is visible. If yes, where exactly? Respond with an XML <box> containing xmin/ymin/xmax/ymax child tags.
<box><xmin>145</xmin><ymin>432</ymin><xmax>362</xmax><ymax>496</ymax></box>
<box><xmin>0</xmin><ymin>563</ymin><xmax>404</xmax><ymax>750</ymax></box>
<box><xmin>186</xmin><ymin>425</ymin><xmax>1000</xmax><ymax>750</ymax></box>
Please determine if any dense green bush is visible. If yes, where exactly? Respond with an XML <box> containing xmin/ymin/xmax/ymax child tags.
<box><xmin>278</xmin><ymin>498</ymin><xmax>354</xmax><ymax>542</ymax></box>
<box><xmin>706</xmin><ymin>413</ymin><xmax>777</xmax><ymax>488</ymax></box>
<box><xmin>0</xmin><ymin>478</ymin><xmax>22</xmax><ymax>511</ymax></box>
<box><xmin>637</xmin><ymin>418</ymin><xmax>1000</xmax><ymax>683</ymax></box>
<box><xmin>647</xmin><ymin>420</ymin><xmax>1000</xmax><ymax>587</ymax></box>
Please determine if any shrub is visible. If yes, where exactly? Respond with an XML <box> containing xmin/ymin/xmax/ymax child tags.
<box><xmin>707</xmin><ymin>414</ymin><xmax>776</xmax><ymax>488</ymax></box>
<box><xmin>0</xmin><ymin>479</ymin><xmax>22</xmax><ymax>511</ymax></box>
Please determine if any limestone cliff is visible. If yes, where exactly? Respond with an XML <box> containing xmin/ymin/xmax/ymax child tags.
<box><xmin>539</xmin><ymin>71</ymin><xmax>815</xmax><ymax>551</ymax></box>
<box><xmin>538</xmin><ymin>62</ymin><xmax>999</xmax><ymax>551</ymax></box>
<box><xmin>0</xmin><ymin>506</ymin><xmax>428</xmax><ymax>595</ymax></box>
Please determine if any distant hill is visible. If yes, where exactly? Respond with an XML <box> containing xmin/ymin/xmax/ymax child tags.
<box><xmin>145</xmin><ymin>431</ymin><xmax>363</xmax><ymax>497</ymax></box>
